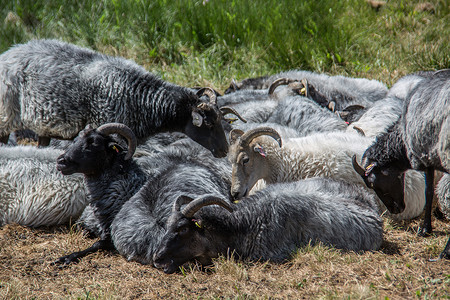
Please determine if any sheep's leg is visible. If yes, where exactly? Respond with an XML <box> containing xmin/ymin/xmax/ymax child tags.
<box><xmin>439</xmin><ymin>237</ymin><xmax>450</xmax><ymax>259</ymax></box>
<box><xmin>0</xmin><ymin>134</ymin><xmax>9</xmax><ymax>144</ymax></box>
<box><xmin>418</xmin><ymin>168</ymin><xmax>434</xmax><ymax>236</ymax></box>
<box><xmin>52</xmin><ymin>239</ymin><xmax>114</xmax><ymax>266</ymax></box>
<box><xmin>38</xmin><ymin>136</ymin><xmax>51</xmax><ymax>147</ymax></box>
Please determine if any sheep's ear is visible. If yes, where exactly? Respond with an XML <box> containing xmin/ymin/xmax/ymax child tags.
<box><xmin>192</xmin><ymin>111</ymin><xmax>204</xmax><ymax>127</ymax></box>
<box><xmin>229</xmin><ymin>129</ymin><xmax>244</xmax><ymax>145</ymax></box>
<box><xmin>253</xmin><ymin>143</ymin><xmax>266</xmax><ymax>157</ymax></box>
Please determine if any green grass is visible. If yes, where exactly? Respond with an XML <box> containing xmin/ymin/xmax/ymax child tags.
<box><xmin>1</xmin><ymin>0</ymin><xmax>448</xmax><ymax>90</ymax></box>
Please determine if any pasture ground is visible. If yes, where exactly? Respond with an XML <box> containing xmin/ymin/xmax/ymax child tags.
<box><xmin>0</xmin><ymin>0</ymin><xmax>449</xmax><ymax>298</ymax></box>
<box><xmin>0</xmin><ymin>217</ymin><xmax>449</xmax><ymax>299</ymax></box>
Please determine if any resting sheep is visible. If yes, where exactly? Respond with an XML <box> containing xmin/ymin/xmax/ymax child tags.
<box><xmin>54</xmin><ymin>122</ymin><xmax>233</xmax><ymax>264</ymax></box>
<box><xmin>225</xmin><ymin>70</ymin><xmax>388</xmax><ymax>113</ymax></box>
<box><xmin>153</xmin><ymin>178</ymin><xmax>383</xmax><ymax>274</ymax></box>
<box><xmin>0</xmin><ymin>145</ymin><xmax>86</xmax><ymax>227</ymax></box>
<box><xmin>0</xmin><ymin>39</ymin><xmax>232</xmax><ymax>157</ymax></box>
<box><xmin>110</xmin><ymin>139</ymin><xmax>232</xmax><ymax>264</ymax></box>
<box><xmin>352</xmin><ymin>70</ymin><xmax>449</xmax><ymax>259</ymax></box>
<box><xmin>220</xmin><ymin>81</ymin><xmax>348</xmax><ymax>137</ymax></box>
<box><xmin>228</xmin><ymin>127</ymin><xmax>426</xmax><ymax>221</ymax></box>
<box><xmin>54</xmin><ymin>122</ymin><xmax>145</xmax><ymax>264</ymax></box>
<box><xmin>347</xmin><ymin>72</ymin><xmax>432</xmax><ymax>137</ymax></box>
<box><xmin>436</xmin><ymin>174</ymin><xmax>450</xmax><ymax>220</ymax></box>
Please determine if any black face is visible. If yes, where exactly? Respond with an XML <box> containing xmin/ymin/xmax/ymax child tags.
<box><xmin>153</xmin><ymin>215</ymin><xmax>207</xmax><ymax>274</ymax></box>
<box><xmin>184</xmin><ymin>105</ymin><xmax>229</xmax><ymax>158</ymax></box>
<box><xmin>362</xmin><ymin>166</ymin><xmax>406</xmax><ymax>214</ymax></box>
<box><xmin>56</xmin><ymin>129</ymin><xmax>120</xmax><ymax>176</ymax></box>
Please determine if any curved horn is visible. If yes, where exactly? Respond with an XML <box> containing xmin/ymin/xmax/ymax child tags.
<box><xmin>97</xmin><ymin>123</ymin><xmax>137</xmax><ymax>160</ymax></box>
<box><xmin>173</xmin><ymin>195</ymin><xmax>195</xmax><ymax>213</ymax></box>
<box><xmin>220</xmin><ymin>106</ymin><xmax>247</xmax><ymax>123</ymax></box>
<box><xmin>268</xmin><ymin>78</ymin><xmax>296</xmax><ymax>95</ymax></box>
<box><xmin>328</xmin><ymin>101</ymin><xmax>336</xmax><ymax>112</ymax></box>
<box><xmin>181</xmin><ymin>195</ymin><xmax>233</xmax><ymax>218</ymax></box>
<box><xmin>353</xmin><ymin>126</ymin><xmax>365</xmax><ymax>136</ymax></box>
<box><xmin>231</xmin><ymin>79</ymin><xmax>238</xmax><ymax>91</ymax></box>
<box><xmin>352</xmin><ymin>155</ymin><xmax>366</xmax><ymax>177</ymax></box>
<box><xmin>196</xmin><ymin>87</ymin><xmax>217</xmax><ymax>105</ymax></box>
<box><xmin>239</xmin><ymin>127</ymin><xmax>282</xmax><ymax>148</ymax></box>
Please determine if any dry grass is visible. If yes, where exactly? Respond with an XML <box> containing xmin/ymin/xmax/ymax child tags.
<box><xmin>0</xmin><ymin>217</ymin><xmax>449</xmax><ymax>299</ymax></box>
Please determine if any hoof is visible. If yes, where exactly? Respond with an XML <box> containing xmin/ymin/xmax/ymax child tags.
<box><xmin>52</xmin><ymin>254</ymin><xmax>80</xmax><ymax>266</ymax></box>
<box><xmin>417</xmin><ymin>226</ymin><xmax>432</xmax><ymax>237</ymax></box>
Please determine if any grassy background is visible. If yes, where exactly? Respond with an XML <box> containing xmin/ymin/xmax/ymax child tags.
<box><xmin>0</xmin><ymin>0</ymin><xmax>449</xmax><ymax>299</ymax></box>
<box><xmin>1</xmin><ymin>0</ymin><xmax>449</xmax><ymax>90</ymax></box>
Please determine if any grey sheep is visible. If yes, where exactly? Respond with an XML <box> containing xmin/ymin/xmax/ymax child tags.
<box><xmin>153</xmin><ymin>178</ymin><xmax>384</xmax><ymax>274</ymax></box>
<box><xmin>0</xmin><ymin>145</ymin><xmax>86</xmax><ymax>227</ymax></box>
<box><xmin>0</xmin><ymin>39</ymin><xmax>232</xmax><ymax>157</ymax></box>
<box><xmin>347</xmin><ymin>72</ymin><xmax>432</xmax><ymax>137</ymax></box>
<box><xmin>55</xmin><ymin>122</ymin><xmax>232</xmax><ymax>265</ymax></box>
<box><xmin>436</xmin><ymin>174</ymin><xmax>450</xmax><ymax>221</ymax></box>
<box><xmin>352</xmin><ymin>69</ymin><xmax>449</xmax><ymax>259</ymax></box>
<box><xmin>225</xmin><ymin>70</ymin><xmax>388</xmax><ymax>112</ymax></box>
<box><xmin>220</xmin><ymin>81</ymin><xmax>347</xmax><ymax>137</ymax></box>
<box><xmin>110</xmin><ymin>140</ymin><xmax>232</xmax><ymax>265</ymax></box>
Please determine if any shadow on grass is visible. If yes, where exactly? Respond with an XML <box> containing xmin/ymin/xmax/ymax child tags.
<box><xmin>379</xmin><ymin>239</ymin><xmax>401</xmax><ymax>255</ymax></box>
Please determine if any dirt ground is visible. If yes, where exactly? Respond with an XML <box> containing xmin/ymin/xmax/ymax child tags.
<box><xmin>0</xmin><ymin>216</ymin><xmax>449</xmax><ymax>299</ymax></box>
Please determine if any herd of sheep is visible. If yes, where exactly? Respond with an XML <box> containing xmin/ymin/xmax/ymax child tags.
<box><xmin>0</xmin><ymin>39</ymin><xmax>448</xmax><ymax>274</ymax></box>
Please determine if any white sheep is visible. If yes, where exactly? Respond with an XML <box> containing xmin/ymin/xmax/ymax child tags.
<box><xmin>228</xmin><ymin>127</ymin><xmax>426</xmax><ymax>221</ymax></box>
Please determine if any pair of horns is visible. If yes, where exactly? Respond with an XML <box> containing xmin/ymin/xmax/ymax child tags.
<box><xmin>232</xmin><ymin>127</ymin><xmax>282</xmax><ymax>148</ymax></box>
<box><xmin>97</xmin><ymin>123</ymin><xmax>137</xmax><ymax>160</ymax></box>
<box><xmin>173</xmin><ymin>195</ymin><xmax>233</xmax><ymax>218</ymax></box>
<box><xmin>196</xmin><ymin>87</ymin><xmax>217</xmax><ymax>105</ymax></box>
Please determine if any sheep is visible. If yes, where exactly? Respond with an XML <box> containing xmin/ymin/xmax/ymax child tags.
<box><xmin>54</xmin><ymin>122</ymin><xmax>233</xmax><ymax>265</ymax></box>
<box><xmin>436</xmin><ymin>174</ymin><xmax>450</xmax><ymax>220</ymax></box>
<box><xmin>228</xmin><ymin>126</ymin><xmax>426</xmax><ymax>221</ymax></box>
<box><xmin>153</xmin><ymin>178</ymin><xmax>384</xmax><ymax>274</ymax></box>
<box><xmin>265</xmin><ymin>94</ymin><xmax>348</xmax><ymax>136</ymax></box>
<box><xmin>217</xmin><ymin>80</ymin><xmax>304</xmax><ymax>125</ymax></box>
<box><xmin>54</xmin><ymin>122</ymin><xmax>144</xmax><ymax>264</ymax></box>
<box><xmin>0</xmin><ymin>145</ymin><xmax>87</xmax><ymax>227</ymax></box>
<box><xmin>219</xmin><ymin>80</ymin><xmax>348</xmax><ymax>137</ymax></box>
<box><xmin>352</xmin><ymin>70</ymin><xmax>449</xmax><ymax>259</ymax></box>
<box><xmin>346</xmin><ymin>73</ymin><xmax>431</xmax><ymax>137</ymax></box>
<box><xmin>224</xmin><ymin>70</ymin><xmax>388</xmax><ymax>112</ymax></box>
<box><xmin>110</xmin><ymin>140</ymin><xmax>232</xmax><ymax>265</ymax></box>
<box><xmin>0</xmin><ymin>39</ymin><xmax>234</xmax><ymax>157</ymax></box>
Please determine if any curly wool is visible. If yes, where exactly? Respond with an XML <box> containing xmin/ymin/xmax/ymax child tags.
<box><xmin>0</xmin><ymin>146</ymin><xmax>87</xmax><ymax>227</ymax></box>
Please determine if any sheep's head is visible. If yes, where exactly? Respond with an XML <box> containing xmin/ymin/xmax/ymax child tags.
<box><xmin>352</xmin><ymin>155</ymin><xmax>406</xmax><ymax>214</ymax></box>
<box><xmin>56</xmin><ymin>123</ymin><xmax>137</xmax><ymax>176</ymax></box>
<box><xmin>153</xmin><ymin>195</ymin><xmax>233</xmax><ymax>274</ymax></box>
<box><xmin>224</xmin><ymin>75</ymin><xmax>270</xmax><ymax>94</ymax></box>
<box><xmin>228</xmin><ymin>127</ymin><xmax>282</xmax><ymax>200</ymax></box>
<box><xmin>184</xmin><ymin>88</ymin><xmax>245</xmax><ymax>158</ymax></box>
